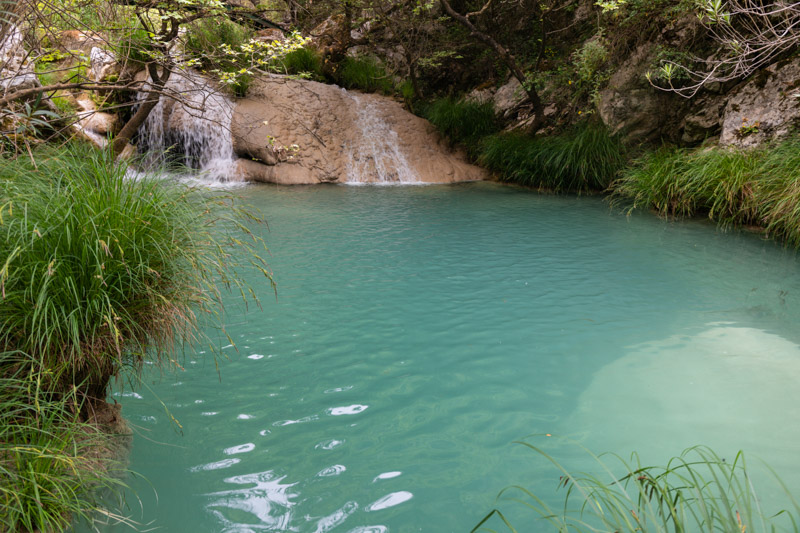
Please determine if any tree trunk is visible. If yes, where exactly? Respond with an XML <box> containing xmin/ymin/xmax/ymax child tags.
<box><xmin>439</xmin><ymin>0</ymin><xmax>545</xmax><ymax>132</ymax></box>
<box><xmin>111</xmin><ymin>62</ymin><xmax>171</xmax><ymax>157</ymax></box>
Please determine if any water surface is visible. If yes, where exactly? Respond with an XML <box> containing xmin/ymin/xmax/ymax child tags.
<box><xmin>89</xmin><ymin>183</ymin><xmax>800</xmax><ymax>532</ymax></box>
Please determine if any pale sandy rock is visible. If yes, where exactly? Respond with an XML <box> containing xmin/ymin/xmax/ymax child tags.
<box><xmin>232</xmin><ymin>76</ymin><xmax>487</xmax><ymax>184</ymax></box>
<box><xmin>80</xmin><ymin>111</ymin><xmax>119</xmax><ymax>136</ymax></box>
<box><xmin>57</xmin><ymin>30</ymin><xmax>107</xmax><ymax>53</ymax></box>
<box><xmin>90</xmin><ymin>47</ymin><xmax>119</xmax><ymax>82</ymax></box>
<box><xmin>255</xmin><ymin>28</ymin><xmax>285</xmax><ymax>42</ymax></box>
<box><xmin>1</xmin><ymin>26</ymin><xmax>36</xmax><ymax>91</ymax></box>
<box><xmin>719</xmin><ymin>58</ymin><xmax>800</xmax><ymax>148</ymax></box>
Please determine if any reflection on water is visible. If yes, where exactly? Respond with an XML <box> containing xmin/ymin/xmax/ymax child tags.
<box><xmin>207</xmin><ymin>471</ymin><xmax>297</xmax><ymax>531</ymax></box>
<box><xmin>88</xmin><ymin>184</ymin><xmax>800</xmax><ymax>533</ymax></box>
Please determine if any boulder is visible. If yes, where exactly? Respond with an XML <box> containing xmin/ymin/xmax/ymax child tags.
<box><xmin>1</xmin><ymin>26</ymin><xmax>37</xmax><ymax>92</ymax></box>
<box><xmin>719</xmin><ymin>58</ymin><xmax>800</xmax><ymax>148</ymax></box>
<box><xmin>90</xmin><ymin>47</ymin><xmax>119</xmax><ymax>82</ymax></box>
<box><xmin>232</xmin><ymin>75</ymin><xmax>487</xmax><ymax>184</ymax></box>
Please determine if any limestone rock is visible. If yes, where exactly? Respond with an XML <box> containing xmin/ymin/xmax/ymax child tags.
<box><xmin>597</xmin><ymin>45</ymin><xmax>666</xmax><ymax>143</ymax></box>
<box><xmin>90</xmin><ymin>47</ymin><xmax>119</xmax><ymax>82</ymax></box>
<box><xmin>57</xmin><ymin>30</ymin><xmax>106</xmax><ymax>53</ymax></box>
<box><xmin>493</xmin><ymin>77</ymin><xmax>526</xmax><ymax>118</ymax></box>
<box><xmin>1</xmin><ymin>26</ymin><xmax>37</xmax><ymax>92</ymax></box>
<box><xmin>680</xmin><ymin>95</ymin><xmax>724</xmax><ymax>144</ymax></box>
<box><xmin>255</xmin><ymin>28</ymin><xmax>285</xmax><ymax>42</ymax></box>
<box><xmin>719</xmin><ymin>59</ymin><xmax>800</xmax><ymax>148</ymax></box>
<box><xmin>232</xmin><ymin>76</ymin><xmax>487</xmax><ymax>184</ymax></box>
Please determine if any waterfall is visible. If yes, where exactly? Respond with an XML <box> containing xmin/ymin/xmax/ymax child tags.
<box><xmin>343</xmin><ymin>91</ymin><xmax>418</xmax><ymax>185</ymax></box>
<box><xmin>138</xmin><ymin>69</ymin><xmax>238</xmax><ymax>181</ymax></box>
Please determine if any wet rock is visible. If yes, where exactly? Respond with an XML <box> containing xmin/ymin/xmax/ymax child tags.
<box><xmin>233</xmin><ymin>75</ymin><xmax>487</xmax><ymax>184</ymax></box>
<box><xmin>719</xmin><ymin>58</ymin><xmax>800</xmax><ymax>148</ymax></box>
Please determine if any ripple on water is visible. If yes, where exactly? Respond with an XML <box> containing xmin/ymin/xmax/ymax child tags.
<box><xmin>224</xmin><ymin>443</ymin><xmax>255</xmax><ymax>455</ymax></box>
<box><xmin>313</xmin><ymin>501</ymin><xmax>358</xmax><ymax>533</ymax></box>
<box><xmin>372</xmin><ymin>471</ymin><xmax>401</xmax><ymax>482</ymax></box>
<box><xmin>317</xmin><ymin>464</ymin><xmax>347</xmax><ymax>477</ymax></box>
<box><xmin>327</xmin><ymin>405</ymin><xmax>368</xmax><ymax>416</ymax></box>
<box><xmin>315</xmin><ymin>439</ymin><xmax>344</xmax><ymax>450</ymax></box>
<box><xmin>189</xmin><ymin>458</ymin><xmax>241</xmax><ymax>472</ymax></box>
<box><xmin>206</xmin><ymin>471</ymin><xmax>296</xmax><ymax>531</ymax></box>
<box><xmin>347</xmin><ymin>527</ymin><xmax>387</xmax><ymax>533</ymax></box>
<box><xmin>365</xmin><ymin>491</ymin><xmax>413</xmax><ymax>512</ymax></box>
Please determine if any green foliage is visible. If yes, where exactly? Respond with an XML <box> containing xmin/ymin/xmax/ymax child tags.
<box><xmin>474</xmin><ymin>439</ymin><xmax>800</xmax><ymax>533</ymax></box>
<box><xmin>420</xmin><ymin>97</ymin><xmax>499</xmax><ymax>152</ymax></box>
<box><xmin>184</xmin><ymin>17</ymin><xmax>252</xmax><ymax>64</ymax></box>
<box><xmin>0</xmin><ymin>353</ymin><xmax>127</xmax><ymax>532</ymax></box>
<box><xmin>335</xmin><ymin>56</ymin><xmax>395</xmax><ymax>94</ymax></box>
<box><xmin>269</xmin><ymin>47</ymin><xmax>324</xmax><ymax>79</ymax></box>
<box><xmin>115</xmin><ymin>28</ymin><xmax>153</xmax><ymax>69</ymax></box>
<box><xmin>0</xmin><ymin>144</ymin><xmax>272</xmax><ymax>400</ymax></box>
<box><xmin>573</xmin><ymin>38</ymin><xmax>609</xmax><ymax>83</ymax></box>
<box><xmin>612</xmin><ymin>137</ymin><xmax>800</xmax><ymax>246</ymax></box>
<box><xmin>480</xmin><ymin>122</ymin><xmax>626</xmax><ymax>192</ymax></box>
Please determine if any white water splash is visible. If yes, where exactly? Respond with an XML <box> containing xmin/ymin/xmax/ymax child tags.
<box><xmin>138</xmin><ymin>69</ymin><xmax>239</xmax><ymax>182</ymax></box>
<box><xmin>343</xmin><ymin>91</ymin><xmax>418</xmax><ymax>184</ymax></box>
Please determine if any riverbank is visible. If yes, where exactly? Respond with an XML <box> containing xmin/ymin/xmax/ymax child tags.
<box><xmin>0</xmin><ymin>144</ymin><xmax>271</xmax><ymax>531</ymax></box>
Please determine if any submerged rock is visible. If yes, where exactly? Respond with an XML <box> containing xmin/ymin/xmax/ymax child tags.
<box><xmin>232</xmin><ymin>76</ymin><xmax>486</xmax><ymax>184</ymax></box>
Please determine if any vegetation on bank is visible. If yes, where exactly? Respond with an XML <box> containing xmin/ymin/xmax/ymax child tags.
<box><xmin>613</xmin><ymin>137</ymin><xmax>800</xmax><ymax>245</ymax></box>
<box><xmin>474</xmin><ymin>439</ymin><xmax>800</xmax><ymax>533</ymax></box>
<box><xmin>0</xmin><ymin>144</ymin><xmax>272</xmax><ymax>530</ymax></box>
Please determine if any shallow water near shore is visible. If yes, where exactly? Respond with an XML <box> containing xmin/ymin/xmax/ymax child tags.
<box><xmin>82</xmin><ymin>182</ymin><xmax>800</xmax><ymax>532</ymax></box>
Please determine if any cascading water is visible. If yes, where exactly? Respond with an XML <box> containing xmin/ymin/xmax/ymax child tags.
<box><xmin>138</xmin><ymin>69</ymin><xmax>238</xmax><ymax>181</ymax></box>
<box><xmin>343</xmin><ymin>91</ymin><xmax>418</xmax><ymax>184</ymax></box>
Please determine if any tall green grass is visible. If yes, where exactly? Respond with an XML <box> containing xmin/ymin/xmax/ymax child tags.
<box><xmin>480</xmin><ymin>122</ymin><xmax>626</xmax><ymax>192</ymax></box>
<box><xmin>269</xmin><ymin>47</ymin><xmax>325</xmax><ymax>80</ymax></box>
<box><xmin>421</xmin><ymin>97</ymin><xmax>500</xmax><ymax>151</ymax></box>
<box><xmin>335</xmin><ymin>56</ymin><xmax>395</xmax><ymax>94</ymax></box>
<box><xmin>475</xmin><ymin>439</ymin><xmax>800</xmax><ymax>533</ymax></box>
<box><xmin>0</xmin><ymin>145</ymin><xmax>271</xmax><ymax>403</ymax></box>
<box><xmin>611</xmin><ymin>137</ymin><xmax>800</xmax><ymax>245</ymax></box>
<box><xmin>0</xmin><ymin>353</ymin><xmax>127</xmax><ymax>532</ymax></box>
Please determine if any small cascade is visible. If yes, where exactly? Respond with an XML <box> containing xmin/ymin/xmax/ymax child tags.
<box><xmin>138</xmin><ymin>69</ymin><xmax>238</xmax><ymax>181</ymax></box>
<box><xmin>343</xmin><ymin>91</ymin><xmax>418</xmax><ymax>184</ymax></box>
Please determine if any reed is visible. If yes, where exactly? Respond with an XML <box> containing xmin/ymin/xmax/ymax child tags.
<box><xmin>0</xmin><ymin>353</ymin><xmax>127</xmax><ymax>532</ymax></box>
<box><xmin>0</xmin><ymin>144</ymin><xmax>272</xmax><ymax>404</ymax></box>
<box><xmin>474</xmin><ymin>439</ymin><xmax>800</xmax><ymax>533</ymax></box>
<box><xmin>480</xmin><ymin>122</ymin><xmax>625</xmax><ymax>192</ymax></box>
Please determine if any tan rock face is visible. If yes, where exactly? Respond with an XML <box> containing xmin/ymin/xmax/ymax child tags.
<box><xmin>232</xmin><ymin>76</ymin><xmax>487</xmax><ymax>184</ymax></box>
<box><xmin>720</xmin><ymin>58</ymin><xmax>800</xmax><ymax>148</ymax></box>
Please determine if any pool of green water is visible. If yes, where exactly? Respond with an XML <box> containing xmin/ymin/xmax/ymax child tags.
<box><xmin>86</xmin><ymin>182</ymin><xmax>800</xmax><ymax>532</ymax></box>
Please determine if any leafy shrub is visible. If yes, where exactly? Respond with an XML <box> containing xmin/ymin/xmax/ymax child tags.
<box><xmin>0</xmin><ymin>145</ymin><xmax>271</xmax><ymax>403</ymax></box>
<box><xmin>421</xmin><ymin>98</ymin><xmax>499</xmax><ymax>150</ymax></box>
<box><xmin>480</xmin><ymin>121</ymin><xmax>626</xmax><ymax>192</ymax></box>
<box><xmin>335</xmin><ymin>56</ymin><xmax>395</xmax><ymax>94</ymax></box>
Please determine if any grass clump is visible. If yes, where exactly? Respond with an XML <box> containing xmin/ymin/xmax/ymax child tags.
<box><xmin>475</xmin><ymin>439</ymin><xmax>800</xmax><ymax>533</ymax></box>
<box><xmin>335</xmin><ymin>56</ymin><xmax>395</xmax><ymax>94</ymax></box>
<box><xmin>421</xmin><ymin>97</ymin><xmax>500</xmax><ymax>150</ymax></box>
<box><xmin>611</xmin><ymin>137</ymin><xmax>800</xmax><ymax>245</ymax></box>
<box><xmin>480</xmin><ymin>121</ymin><xmax>626</xmax><ymax>192</ymax></box>
<box><xmin>0</xmin><ymin>353</ymin><xmax>127</xmax><ymax>532</ymax></box>
<box><xmin>0</xmin><ymin>144</ymin><xmax>271</xmax><ymax>405</ymax></box>
<box><xmin>270</xmin><ymin>47</ymin><xmax>324</xmax><ymax>80</ymax></box>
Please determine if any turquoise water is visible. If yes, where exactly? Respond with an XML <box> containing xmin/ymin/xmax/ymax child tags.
<box><xmin>88</xmin><ymin>183</ymin><xmax>800</xmax><ymax>532</ymax></box>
